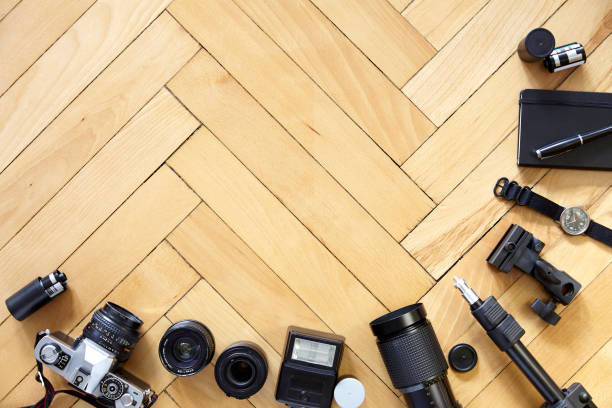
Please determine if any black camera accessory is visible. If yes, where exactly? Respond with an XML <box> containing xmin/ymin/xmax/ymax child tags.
<box><xmin>159</xmin><ymin>320</ymin><xmax>215</xmax><ymax>377</ymax></box>
<box><xmin>544</xmin><ymin>43</ymin><xmax>586</xmax><ymax>72</ymax></box>
<box><xmin>454</xmin><ymin>277</ymin><xmax>596</xmax><ymax>408</ymax></box>
<box><xmin>333</xmin><ymin>377</ymin><xmax>365</xmax><ymax>408</ymax></box>
<box><xmin>448</xmin><ymin>344</ymin><xmax>477</xmax><ymax>373</ymax></box>
<box><xmin>370</xmin><ymin>304</ymin><xmax>461</xmax><ymax>408</ymax></box>
<box><xmin>275</xmin><ymin>326</ymin><xmax>345</xmax><ymax>408</ymax></box>
<box><xmin>493</xmin><ymin>177</ymin><xmax>612</xmax><ymax>247</ymax></box>
<box><xmin>517</xmin><ymin>28</ymin><xmax>555</xmax><ymax>62</ymax></box>
<box><xmin>487</xmin><ymin>224</ymin><xmax>582</xmax><ymax>325</ymax></box>
<box><xmin>6</xmin><ymin>271</ymin><xmax>67</xmax><ymax>321</ymax></box>
<box><xmin>83</xmin><ymin>302</ymin><xmax>143</xmax><ymax>362</ymax></box>
<box><xmin>215</xmin><ymin>341</ymin><xmax>268</xmax><ymax>399</ymax></box>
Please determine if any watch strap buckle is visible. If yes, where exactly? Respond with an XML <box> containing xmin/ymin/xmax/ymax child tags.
<box><xmin>494</xmin><ymin>177</ymin><xmax>530</xmax><ymax>204</ymax></box>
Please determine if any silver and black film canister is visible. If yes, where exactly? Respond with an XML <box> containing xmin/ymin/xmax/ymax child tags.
<box><xmin>544</xmin><ymin>42</ymin><xmax>586</xmax><ymax>72</ymax></box>
<box><xmin>5</xmin><ymin>271</ymin><xmax>68</xmax><ymax>320</ymax></box>
<box><xmin>517</xmin><ymin>28</ymin><xmax>555</xmax><ymax>62</ymax></box>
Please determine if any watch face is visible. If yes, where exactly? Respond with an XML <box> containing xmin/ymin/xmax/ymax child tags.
<box><xmin>560</xmin><ymin>206</ymin><xmax>590</xmax><ymax>235</ymax></box>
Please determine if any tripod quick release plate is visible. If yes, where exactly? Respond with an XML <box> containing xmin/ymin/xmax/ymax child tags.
<box><xmin>487</xmin><ymin>224</ymin><xmax>582</xmax><ymax>325</ymax></box>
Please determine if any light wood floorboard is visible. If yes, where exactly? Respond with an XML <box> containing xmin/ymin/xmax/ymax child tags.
<box><xmin>0</xmin><ymin>2</ymin><xmax>610</xmax><ymax>407</ymax></box>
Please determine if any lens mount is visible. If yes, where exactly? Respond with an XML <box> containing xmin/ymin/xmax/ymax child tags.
<box><xmin>159</xmin><ymin>320</ymin><xmax>215</xmax><ymax>377</ymax></box>
<box><xmin>215</xmin><ymin>341</ymin><xmax>268</xmax><ymax>399</ymax></box>
<box><xmin>82</xmin><ymin>302</ymin><xmax>143</xmax><ymax>362</ymax></box>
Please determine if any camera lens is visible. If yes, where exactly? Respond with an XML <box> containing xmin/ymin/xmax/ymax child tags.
<box><xmin>82</xmin><ymin>302</ymin><xmax>142</xmax><ymax>362</ymax></box>
<box><xmin>370</xmin><ymin>303</ymin><xmax>460</xmax><ymax>408</ymax></box>
<box><xmin>159</xmin><ymin>320</ymin><xmax>215</xmax><ymax>377</ymax></box>
<box><xmin>215</xmin><ymin>342</ymin><xmax>268</xmax><ymax>399</ymax></box>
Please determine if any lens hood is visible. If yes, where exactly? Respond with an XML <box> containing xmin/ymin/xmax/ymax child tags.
<box><xmin>370</xmin><ymin>303</ymin><xmax>426</xmax><ymax>340</ymax></box>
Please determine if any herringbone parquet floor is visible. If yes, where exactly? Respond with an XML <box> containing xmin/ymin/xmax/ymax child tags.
<box><xmin>0</xmin><ymin>0</ymin><xmax>610</xmax><ymax>407</ymax></box>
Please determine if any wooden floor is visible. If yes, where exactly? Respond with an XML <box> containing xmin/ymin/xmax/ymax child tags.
<box><xmin>0</xmin><ymin>0</ymin><xmax>610</xmax><ymax>407</ymax></box>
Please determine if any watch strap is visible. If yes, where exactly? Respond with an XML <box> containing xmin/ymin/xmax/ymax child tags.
<box><xmin>585</xmin><ymin>221</ymin><xmax>612</xmax><ymax>247</ymax></box>
<box><xmin>493</xmin><ymin>178</ymin><xmax>564</xmax><ymax>221</ymax></box>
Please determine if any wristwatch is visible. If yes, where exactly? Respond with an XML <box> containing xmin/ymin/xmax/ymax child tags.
<box><xmin>494</xmin><ymin>177</ymin><xmax>612</xmax><ymax>247</ymax></box>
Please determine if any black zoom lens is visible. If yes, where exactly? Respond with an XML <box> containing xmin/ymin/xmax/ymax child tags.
<box><xmin>82</xmin><ymin>302</ymin><xmax>143</xmax><ymax>362</ymax></box>
<box><xmin>215</xmin><ymin>342</ymin><xmax>268</xmax><ymax>399</ymax></box>
<box><xmin>370</xmin><ymin>303</ymin><xmax>461</xmax><ymax>408</ymax></box>
<box><xmin>159</xmin><ymin>320</ymin><xmax>215</xmax><ymax>377</ymax></box>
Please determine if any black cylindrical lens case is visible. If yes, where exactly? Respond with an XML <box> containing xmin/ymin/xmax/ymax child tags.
<box><xmin>215</xmin><ymin>341</ymin><xmax>268</xmax><ymax>399</ymax></box>
<box><xmin>5</xmin><ymin>271</ymin><xmax>67</xmax><ymax>321</ymax></box>
<box><xmin>517</xmin><ymin>28</ymin><xmax>555</xmax><ymax>62</ymax></box>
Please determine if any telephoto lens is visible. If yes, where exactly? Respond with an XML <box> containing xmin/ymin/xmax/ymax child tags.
<box><xmin>215</xmin><ymin>341</ymin><xmax>268</xmax><ymax>399</ymax></box>
<box><xmin>82</xmin><ymin>302</ymin><xmax>143</xmax><ymax>362</ymax></box>
<box><xmin>370</xmin><ymin>304</ymin><xmax>461</xmax><ymax>408</ymax></box>
<box><xmin>159</xmin><ymin>320</ymin><xmax>215</xmax><ymax>376</ymax></box>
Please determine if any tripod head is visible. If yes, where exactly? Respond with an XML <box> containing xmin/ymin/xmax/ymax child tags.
<box><xmin>487</xmin><ymin>224</ymin><xmax>582</xmax><ymax>325</ymax></box>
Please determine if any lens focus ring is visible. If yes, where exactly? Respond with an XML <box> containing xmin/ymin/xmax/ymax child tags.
<box><xmin>376</xmin><ymin>320</ymin><xmax>448</xmax><ymax>389</ymax></box>
<box><xmin>83</xmin><ymin>303</ymin><xmax>142</xmax><ymax>362</ymax></box>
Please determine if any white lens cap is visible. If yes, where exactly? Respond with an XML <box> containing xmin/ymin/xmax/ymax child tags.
<box><xmin>334</xmin><ymin>377</ymin><xmax>365</xmax><ymax>408</ymax></box>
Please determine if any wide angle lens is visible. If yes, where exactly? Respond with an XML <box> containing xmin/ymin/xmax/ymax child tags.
<box><xmin>159</xmin><ymin>320</ymin><xmax>215</xmax><ymax>377</ymax></box>
<box><xmin>370</xmin><ymin>303</ymin><xmax>461</xmax><ymax>408</ymax></box>
<box><xmin>82</xmin><ymin>302</ymin><xmax>143</xmax><ymax>362</ymax></box>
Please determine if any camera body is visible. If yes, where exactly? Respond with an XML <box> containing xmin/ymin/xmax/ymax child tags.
<box><xmin>35</xmin><ymin>330</ymin><xmax>153</xmax><ymax>408</ymax></box>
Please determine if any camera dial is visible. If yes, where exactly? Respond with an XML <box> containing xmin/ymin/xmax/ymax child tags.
<box><xmin>39</xmin><ymin>343</ymin><xmax>61</xmax><ymax>365</ymax></box>
<box><xmin>100</xmin><ymin>376</ymin><xmax>125</xmax><ymax>400</ymax></box>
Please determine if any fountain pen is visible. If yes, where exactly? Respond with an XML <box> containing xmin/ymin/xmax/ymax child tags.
<box><xmin>535</xmin><ymin>124</ymin><xmax>612</xmax><ymax>159</ymax></box>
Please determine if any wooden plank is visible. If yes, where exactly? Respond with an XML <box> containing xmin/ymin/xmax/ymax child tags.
<box><xmin>166</xmin><ymin>279</ymin><xmax>280</xmax><ymax>407</ymax></box>
<box><xmin>402</xmin><ymin>0</ymin><xmax>612</xmax><ymax>202</ymax></box>
<box><xmin>168</xmin><ymin>50</ymin><xmax>432</xmax><ymax>311</ymax></box>
<box><xmin>468</xmin><ymin>263</ymin><xmax>612</xmax><ymax>407</ymax></box>
<box><xmin>443</xmin><ymin>188</ymin><xmax>612</xmax><ymax>405</ymax></box>
<box><xmin>0</xmin><ymin>90</ymin><xmax>199</xmax><ymax>321</ymax></box>
<box><xmin>147</xmin><ymin>392</ymin><xmax>182</xmax><ymax>408</ymax></box>
<box><xmin>0</xmin><ymin>0</ymin><xmax>171</xmax><ymax>173</ymax></box>
<box><xmin>310</xmin><ymin>0</ymin><xmax>435</xmax><ymax>86</ymax></box>
<box><xmin>402</xmin><ymin>0</ymin><xmax>564</xmax><ymax>125</ymax></box>
<box><xmin>167</xmin><ymin>128</ymin><xmax>403</xmax><ymax>387</ymax></box>
<box><xmin>0</xmin><ymin>0</ymin><xmax>20</xmax><ymax>20</ymax></box>
<box><xmin>0</xmin><ymin>0</ymin><xmax>94</xmax><ymax>95</ymax></box>
<box><xmin>387</xmin><ymin>0</ymin><xmax>410</xmax><ymax>13</ymax></box>
<box><xmin>168</xmin><ymin>0</ymin><xmax>434</xmax><ymax>239</ymax></box>
<box><xmin>169</xmin><ymin>365</ymin><xmax>252</xmax><ymax>408</ymax></box>
<box><xmin>563</xmin><ymin>340</ymin><xmax>612</xmax><ymax>407</ymax></box>
<box><xmin>402</xmin><ymin>29</ymin><xmax>612</xmax><ymax>277</ymax></box>
<box><xmin>234</xmin><ymin>0</ymin><xmax>435</xmax><ymax>163</ymax></box>
<box><xmin>0</xmin><ymin>166</ymin><xmax>200</xmax><ymax>401</ymax></box>
<box><xmin>0</xmin><ymin>11</ymin><xmax>199</xmax><ymax>249</ymax></box>
<box><xmin>168</xmin><ymin>203</ymin><xmax>406</xmax><ymax>402</ymax></box>
<box><xmin>403</xmin><ymin>0</ymin><xmax>488</xmax><ymax>49</ymax></box>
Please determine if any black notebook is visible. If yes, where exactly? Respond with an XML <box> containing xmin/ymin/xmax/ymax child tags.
<box><xmin>517</xmin><ymin>89</ymin><xmax>612</xmax><ymax>170</ymax></box>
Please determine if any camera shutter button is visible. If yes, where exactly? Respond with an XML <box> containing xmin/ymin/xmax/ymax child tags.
<box><xmin>40</xmin><ymin>344</ymin><xmax>61</xmax><ymax>365</ymax></box>
<box><xmin>120</xmin><ymin>393</ymin><xmax>134</xmax><ymax>406</ymax></box>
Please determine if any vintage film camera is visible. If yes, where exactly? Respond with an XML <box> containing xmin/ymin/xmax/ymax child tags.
<box><xmin>34</xmin><ymin>303</ymin><xmax>156</xmax><ymax>408</ymax></box>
